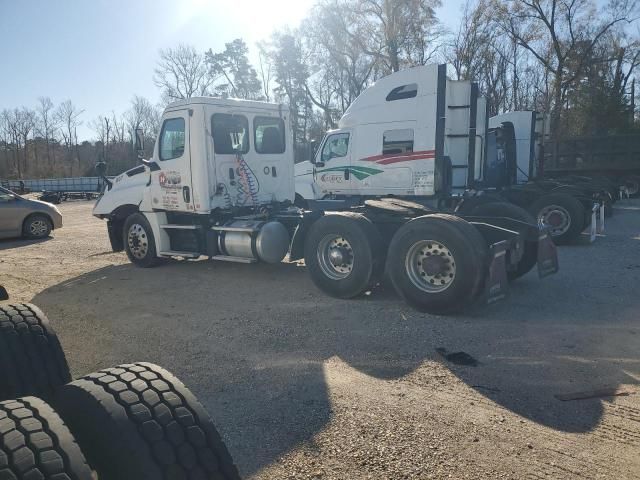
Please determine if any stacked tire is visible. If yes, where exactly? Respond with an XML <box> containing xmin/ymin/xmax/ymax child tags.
<box><xmin>0</xmin><ymin>302</ymin><xmax>240</xmax><ymax>480</ymax></box>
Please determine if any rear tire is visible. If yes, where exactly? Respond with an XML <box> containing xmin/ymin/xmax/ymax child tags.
<box><xmin>53</xmin><ymin>362</ymin><xmax>240</xmax><ymax>480</ymax></box>
<box><xmin>0</xmin><ymin>397</ymin><xmax>93</xmax><ymax>479</ymax></box>
<box><xmin>470</xmin><ymin>202</ymin><xmax>537</xmax><ymax>281</ymax></box>
<box><xmin>123</xmin><ymin>213</ymin><xmax>160</xmax><ymax>268</ymax></box>
<box><xmin>22</xmin><ymin>214</ymin><xmax>52</xmax><ymax>239</ymax></box>
<box><xmin>304</xmin><ymin>212</ymin><xmax>384</xmax><ymax>299</ymax></box>
<box><xmin>387</xmin><ymin>214</ymin><xmax>488</xmax><ymax>314</ymax></box>
<box><xmin>529</xmin><ymin>193</ymin><xmax>585</xmax><ymax>245</ymax></box>
<box><xmin>0</xmin><ymin>303</ymin><xmax>71</xmax><ymax>402</ymax></box>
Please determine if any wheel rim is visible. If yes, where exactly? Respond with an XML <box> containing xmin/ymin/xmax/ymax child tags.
<box><xmin>537</xmin><ymin>204</ymin><xmax>571</xmax><ymax>236</ymax></box>
<box><xmin>405</xmin><ymin>240</ymin><xmax>456</xmax><ymax>293</ymax></box>
<box><xmin>317</xmin><ymin>234</ymin><xmax>354</xmax><ymax>280</ymax></box>
<box><xmin>128</xmin><ymin>224</ymin><xmax>149</xmax><ymax>259</ymax></box>
<box><xmin>29</xmin><ymin>219</ymin><xmax>48</xmax><ymax>236</ymax></box>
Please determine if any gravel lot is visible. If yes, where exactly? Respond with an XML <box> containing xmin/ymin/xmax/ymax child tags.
<box><xmin>2</xmin><ymin>199</ymin><xmax>640</xmax><ymax>479</ymax></box>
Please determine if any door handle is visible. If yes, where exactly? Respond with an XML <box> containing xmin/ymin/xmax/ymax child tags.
<box><xmin>344</xmin><ymin>168</ymin><xmax>350</xmax><ymax>180</ymax></box>
<box><xmin>315</xmin><ymin>161</ymin><xmax>325</xmax><ymax>168</ymax></box>
<box><xmin>182</xmin><ymin>186</ymin><xmax>190</xmax><ymax>203</ymax></box>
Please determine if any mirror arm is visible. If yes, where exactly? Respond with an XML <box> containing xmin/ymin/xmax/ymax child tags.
<box><xmin>142</xmin><ymin>159</ymin><xmax>161</xmax><ymax>172</ymax></box>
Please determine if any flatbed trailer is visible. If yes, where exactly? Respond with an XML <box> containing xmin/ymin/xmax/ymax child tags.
<box><xmin>1</xmin><ymin>177</ymin><xmax>113</xmax><ymax>203</ymax></box>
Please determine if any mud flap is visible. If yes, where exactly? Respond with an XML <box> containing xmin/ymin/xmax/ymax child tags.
<box><xmin>0</xmin><ymin>285</ymin><xmax>7</xmax><ymax>301</ymax></box>
<box><xmin>485</xmin><ymin>240</ymin><xmax>509</xmax><ymax>304</ymax></box>
<box><xmin>537</xmin><ymin>230</ymin><xmax>559</xmax><ymax>278</ymax></box>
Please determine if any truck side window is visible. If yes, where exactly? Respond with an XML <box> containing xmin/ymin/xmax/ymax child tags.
<box><xmin>159</xmin><ymin>118</ymin><xmax>185</xmax><ymax>161</ymax></box>
<box><xmin>254</xmin><ymin>116</ymin><xmax>285</xmax><ymax>154</ymax></box>
<box><xmin>383</xmin><ymin>129</ymin><xmax>414</xmax><ymax>155</ymax></box>
<box><xmin>386</xmin><ymin>83</ymin><xmax>418</xmax><ymax>101</ymax></box>
<box><xmin>321</xmin><ymin>133</ymin><xmax>349</xmax><ymax>163</ymax></box>
<box><xmin>212</xmin><ymin>114</ymin><xmax>249</xmax><ymax>154</ymax></box>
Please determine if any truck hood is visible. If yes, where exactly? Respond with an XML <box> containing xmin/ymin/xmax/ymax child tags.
<box><xmin>93</xmin><ymin>167</ymin><xmax>148</xmax><ymax>217</ymax></box>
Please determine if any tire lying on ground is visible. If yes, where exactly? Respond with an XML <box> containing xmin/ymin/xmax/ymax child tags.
<box><xmin>53</xmin><ymin>362</ymin><xmax>240</xmax><ymax>480</ymax></box>
<box><xmin>386</xmin><ymin>214</ymin><xmax>488</xmax><ymax>314</ymax></box>
<box><xmin>0</xmin><ymin>303</ymin><xmax>71</xmax><ymax>402</ymax></box>
<box><xmin>0</xmin><ymin>396</ymin><xmax>93</xmax><ymax>479</ymax></box>
<box><xmin>528</xmin><ymin>192</ymin><xmax>586</xmax><ymax>245</ymax></box>
<box><xmin>304</xmin><ymin>212</ymin><xmax>384</xmax><ymax>299</ymax></box>
<box><xmin>470</xmin><ymin>201</ymin><xmax>537</xmax><ymax>281</ymax></box>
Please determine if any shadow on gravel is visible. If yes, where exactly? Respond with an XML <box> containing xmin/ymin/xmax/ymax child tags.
<box><xmin>31</xmin><ymin>230</ymin><xmax>640</xmax><ymax>476</ymax></box>
<box><xmin>0</xmin><ymin>236</ymin><xmax>51</xmax><ymax>250</ymax></box>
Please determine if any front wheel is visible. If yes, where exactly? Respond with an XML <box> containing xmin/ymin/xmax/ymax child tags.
<box><xmin>387</xmin><ymin>214</ymin><xmax>488</xmax><ymax>314</ymax></box>
<box><xmin>529</xmin><ymin>193</ymin><xmax>585</xmax><ymax>245</ymax></box>
<box><xmin>123</xmin><ymin>213</ymin><xmax>160</xmax><ymax>267</ymax></box>
<box><xmin>22</xmin><ymin>214</ymin><xmax>52</xmax><ymax>239</ymax></box>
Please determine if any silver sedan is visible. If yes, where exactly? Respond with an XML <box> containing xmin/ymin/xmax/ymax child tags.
<box><xmin>0</xmin><ymin>186</ymin><xmax>63</xmax><ymax>239</ymax></box>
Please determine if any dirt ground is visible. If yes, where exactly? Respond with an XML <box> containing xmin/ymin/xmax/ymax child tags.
<box><xmin>2</xmin><ymin>199</ymin><xmax>640</xmax><ymax>479</ymax></box>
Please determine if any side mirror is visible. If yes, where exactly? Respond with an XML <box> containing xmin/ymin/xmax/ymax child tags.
<box><xmin>134</xmin><ymin>128</ymin><xmax>145</xmax><ymax>159</ymax></box>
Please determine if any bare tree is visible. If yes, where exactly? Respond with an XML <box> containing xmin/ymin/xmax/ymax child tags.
<box><xmin>257</xmin><ymin>43</ymin><xmax>274</xmax><ymax>102</ymax></box>
<box><xmin>350</xmin><ymin>0</ymin><xmax>443</xmax><ymax>73</ymax></box>
<box><xmin>494</xmin><ymin>0</ymin><xmax>639</xmax><ymax>135</ymax></box>
<box><xmin>55</xmin><ymin>100</ymin><xmax>83</xmax><ymax>174</ymax></box>
<box><xmin>153</xmin><ymin>44</ymin><xmax>214</xmax><ymax>102</ymax></box>
<box><xmin>36</xmin><ymin>97</ymin><xmax>58</xmax><ymax>165</ymax></box>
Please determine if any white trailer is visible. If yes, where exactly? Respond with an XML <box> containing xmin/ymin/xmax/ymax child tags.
<box><xmin>94</xmin><ymin>70</ymin><xmax>558</xmax><ymax>314</ymax></box>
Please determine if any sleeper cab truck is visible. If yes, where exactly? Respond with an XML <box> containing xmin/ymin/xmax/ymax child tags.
<box><xmin>93</xmin><ymin>78</ymin><xmax>557</xmax><ymax>314</ymax></box>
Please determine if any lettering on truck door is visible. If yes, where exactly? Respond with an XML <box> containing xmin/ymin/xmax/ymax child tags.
<box><xmin>314</xmin><ymin>132</ymin><xmax>353</xmax><ymax>194</ymax></box>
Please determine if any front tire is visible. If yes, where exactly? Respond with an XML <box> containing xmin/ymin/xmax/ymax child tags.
<box><xmin>123</xmin><ymin>213</ymin><xmax>160</xmax><ymax>267</ymax></box>
<box><xmin>22</xmin><ymin>214</ymin><xmax>52</xmax><ymax>239</ymax></box>
<box><xmin>529</xmin><ymin>193</ymin><xmax>585</xmax><ymax>245</ymax></box>
<box><xmin>387</xmin><ymin>214</ymin><xmax>488</xmax><ymax>314</ymax></box>
<box><xmin>304</xmin><ymin>212</ymin><xmax>383</xmax><ymax>299</ymax></box>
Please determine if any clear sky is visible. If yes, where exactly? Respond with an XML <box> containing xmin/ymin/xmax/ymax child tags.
<box><xmin>0</xmin><ymin>0</ymin><xmax>464</xmax><ymax>140</ymax></box>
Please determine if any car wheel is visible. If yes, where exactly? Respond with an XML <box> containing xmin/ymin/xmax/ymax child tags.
<box><xmin>22</xmin><ymin>214</ymin><xmax>52</xmax><ymax>239</ymax></box>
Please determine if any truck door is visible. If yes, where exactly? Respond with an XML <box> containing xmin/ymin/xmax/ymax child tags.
<box><xmin>314</xmin><ymin>131</ymin><xmax>353</xmax><ymax>195</ymax></box>
<box><xmin>150</xmin><ymin>112</ymin><xmax>194</xmax><ymax>212</ymax></box>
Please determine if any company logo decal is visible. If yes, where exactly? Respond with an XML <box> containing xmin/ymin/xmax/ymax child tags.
<box><xmin>316</xmin><ymin>166</ymin><xmax>384</xmax><ymax>181</ymax></box>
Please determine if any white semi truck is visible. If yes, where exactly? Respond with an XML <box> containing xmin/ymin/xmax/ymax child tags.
<box><xmin>93</xmin><ymin>65</ymin><xmax>558</xmax><ymax>314</ymax></box>
<box><xmin>295</xmin><ymin>88</ymin><xmax>606</xmax><ymax>244</ymax></box>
